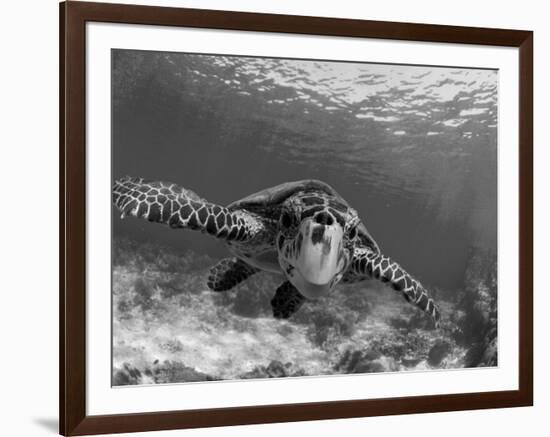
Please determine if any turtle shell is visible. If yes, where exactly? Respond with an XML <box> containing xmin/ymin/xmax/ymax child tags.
<box><xmin>228</xmin><ymin>179</ymin><xmax>380</xmax><ymax>253</ymax></box>
<box><xmin>228</xmin><ymin>179</ymin><xmax>342</xmax><ymax>211</ymax></box>
<box><xmin>356</xmin><ymin>222</ymin><xmax>380</xmax><ymax>253</ymax></box>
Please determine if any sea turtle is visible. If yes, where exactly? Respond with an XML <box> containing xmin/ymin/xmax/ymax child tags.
<box><xmin>113</xmin><ymin>177</ymin><xmax>440</xmax><ymax>326</ymax></box>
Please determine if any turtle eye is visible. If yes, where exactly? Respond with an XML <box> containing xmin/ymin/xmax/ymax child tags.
<box><xmin>349</xmin><ymin>226</ymin><xmax>358</xmax><ymax>240</ymax></box>
<box><xmin>281</xmin><ymin>211</ymin><xmax>293</xmax><ymax>229</ymax></box>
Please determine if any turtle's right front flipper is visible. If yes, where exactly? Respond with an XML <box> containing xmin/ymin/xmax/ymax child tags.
<box><xmin>113</xmin><ymin>177</ymin><xmax>262</xmax><ymax>241</ymax></box>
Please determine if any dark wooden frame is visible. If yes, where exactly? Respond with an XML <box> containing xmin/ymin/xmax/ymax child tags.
<box><xmin>60</xmin><ymin>1</ymin><xmax>533</xmax><ymax>435</ymax></box>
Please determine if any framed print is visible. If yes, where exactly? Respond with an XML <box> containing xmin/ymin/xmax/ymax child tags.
<box><xmin>60</xmin><ymin>1</ymin><xmax>533</xmax><ymax>435</ymax></box>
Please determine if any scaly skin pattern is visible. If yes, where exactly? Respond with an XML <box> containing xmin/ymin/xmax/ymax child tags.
<box><xmin>270</xmin><ymin>281</ymin><xmax>306</xmax><ymax>319</ymax></box>
<box><xmin>345</xmin><ymin>247</ymin><xmax>440</xmax><ymax>326</ymax></box>
<box><xmin>113</xmin><ymin>177</ymin><xmax>263</xmax><ymax>241</ymax></box>
<box><xmin>207</xmin><ymin>258</ymin><xmax>258</xmax><ymax>291</ymax></box>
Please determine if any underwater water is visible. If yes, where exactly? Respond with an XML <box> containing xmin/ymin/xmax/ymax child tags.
<box><xmin>111</xmin><ymin>50</ymin><xmax>498</xmax><ymax>385</ymax></box>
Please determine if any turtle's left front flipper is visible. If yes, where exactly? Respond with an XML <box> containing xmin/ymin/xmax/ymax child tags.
<box><xmin>347</xmin><ymin>247</ymin><xmax>440</xmax><ymax>327</ymax></box>
<box><xmin>113</xmin><ymin>176</ymin><xmax>263</xmax><ymax>241</ymax></box>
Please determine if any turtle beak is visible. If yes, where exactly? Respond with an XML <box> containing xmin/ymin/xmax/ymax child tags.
<box><xmin>294</xmin><ymin>218</ymin><xmax>346</xmax><ymax>289</ymax></box>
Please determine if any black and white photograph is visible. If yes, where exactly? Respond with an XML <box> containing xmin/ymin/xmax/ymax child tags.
<box><xmin>111</xmin><ymin>49</ymin><xmax>498</xmax><ymax>386</ymax></box>
<box><xmin>4</xmin><ymin>0</ymin><xmax>545</xmax><ymax>435</ymax></box>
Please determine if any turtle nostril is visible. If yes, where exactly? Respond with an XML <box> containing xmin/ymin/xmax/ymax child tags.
<box><xmin>314</xmin><ymin>212</ymin><xmax>334</xmax><ymax>226</ymax></box>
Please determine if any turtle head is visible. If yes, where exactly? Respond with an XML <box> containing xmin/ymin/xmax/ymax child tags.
<box><xmin>276</xmin><ymin>192</ymin><xmax>360</xmax><ymax>299</ymax></box>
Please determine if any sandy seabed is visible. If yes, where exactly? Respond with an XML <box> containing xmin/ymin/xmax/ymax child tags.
<box><xmin>112</xmin><ymin>237</ymin><xmax>497</xmax><ymax>385</ymax></box>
